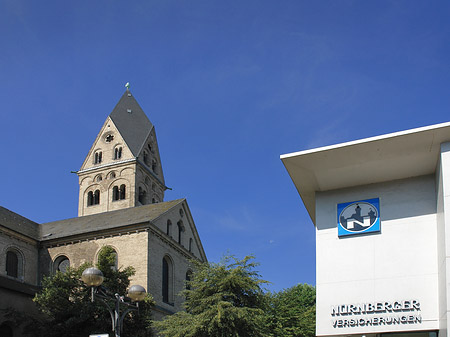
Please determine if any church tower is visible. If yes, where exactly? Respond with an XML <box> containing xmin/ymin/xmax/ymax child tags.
<box><xmin>76</xmin><ymin>89</ymin><xmax>167</xmax><ymax>216</ymax></box>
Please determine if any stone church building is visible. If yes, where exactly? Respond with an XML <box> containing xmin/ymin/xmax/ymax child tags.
<box><xmin>0</xmin><ymin>89</ymin><xmax>207</xmax><ymax>336</ymax></box>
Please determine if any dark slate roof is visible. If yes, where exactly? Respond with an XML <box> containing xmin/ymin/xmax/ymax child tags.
<box><xmin>0</xmin><ymin>206</ymin><xmax>39</xmax><ymax>240</ymax></box>
<box><xmin>40</xmin><ymin>199</ymin><xmax>184</xmax><ymax>241</ymax></box>
<box><xmin>109</xmin><ymin>90</ymin><xmax>153</xmax><ymax>157</ymax></box>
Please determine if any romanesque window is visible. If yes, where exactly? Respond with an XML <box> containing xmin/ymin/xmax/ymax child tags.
<box><xmin>94</xmin><ymin>151</ymin><xmax>103</xmax><ymax>164</ymax></box>
<box><xmin>96</xmin><ymin>175</ymin><xmax>102</xmax><ymax>182</ymax></box>
<box><xmin>105</xmin><ymin>134</ymin><xmax>114</xmax><ymax>142</ymax></box>
<box><xmin>112</xmin><ymin>186</ymin><xmax>119</xmax><ymax>201</ymax></box>
<box><xmin>6</xmin><ymin>251</ymin><xmax>18</xmax><ymax>278</ymax></box>
<box><xmin>112</xmin><ymin>185</ymin><xmax>126</xmax><ymax>201</ymax></box>
<box><xmin>166</xmin><ymin>220</ymin><xmax>172</xmax><ymax>237</ymax></box>
<box><xmin>143</xmin><ymin>151</ymin><xmax>149</xmax><ymax>165</ymax></box>
<box><xmin>114</xmin><ymin>147</ymin><xmax>122</xmax><ymax>160</ymax></box>
<box><xmin>177</xmin><ymin>221</ymin><xmax>184</xmax><ymax>245</ymax></box>
<box><xmin>88</xmin><ymin>191</ymin><xmax>94</xmax><ymax>206</ymax></box>
<box><xmin>98</xmin><ymin>246</ymin><xmax>118</xmax><ymax>271</ymax></box>
<box><xmin>138</xmin><ymin>187</ymin><xmax>147</xmax><ymax>204</ymax></box>
<box><xmin>94</xmin><ymin>190</ymin><xmax>100</xmax><ymax>205</ymax></box>
<box><xmin>119</xmin><ymin>185</ymin><xmax>126</xmax><ymax>199</ymax></box>
<box><xmin>162</xmin><ymin>256</ymin><xmax>173</xmax><ymax>304</ymax></box>
<box><xmin>109</xmin><ymin>172</ymin><xmax>116</xmax><ymax>179</ymax></box>
<box><xmin>6</xmin><ymin>249</ymin><xmax>23</xmax><ymax>279</ymax></box>
<box><xmin>53</xmin><ymin>255</ymin><xmax>70</xmax><ymax>273</ymax></box>
<box><xmin>185</xmin><ymin>270</ymin><xmax>193</xmax><ymax>290</ymax></box>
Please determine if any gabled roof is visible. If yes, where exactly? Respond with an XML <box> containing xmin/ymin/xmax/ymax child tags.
<box><xmin>109</xmin><ymin>90</ymin><xmax>153</xmax><ymax>157</ymax></box>
<box><xmin>0</xmin><ymin>206</ymin><xmax>39</xmax><ymax>240</ymax></box>
<box><xmin>40</xmin><ymin>199</ymin><xmax>184</xmax><ymax>240</ymax></box>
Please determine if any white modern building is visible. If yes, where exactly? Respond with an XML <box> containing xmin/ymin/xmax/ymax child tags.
<box><xmin>281</xmin><ymin>122</ymin><xmax>450</xmax><ymax>337</ymax></box>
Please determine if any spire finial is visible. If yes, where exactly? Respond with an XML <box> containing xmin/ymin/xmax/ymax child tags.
<box><xmin>125</xmin><ymin>82</ymin><xmax>130</xmax><ymax>90</ymax></box>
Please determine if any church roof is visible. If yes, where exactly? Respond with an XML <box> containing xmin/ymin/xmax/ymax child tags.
<box><xmin>109</xmin><ymin>90</ymin><xmax>154</xmax><ymax>157</ymax></box>
<box><xmin>0</xmin><ymin>206</ymin><xmax>40</xmax><ymax>240</ymax></box>
<box><xmin>40</xmin><ymin>199</ymin><xmax>184</xmax><ymax>241</ymax></box>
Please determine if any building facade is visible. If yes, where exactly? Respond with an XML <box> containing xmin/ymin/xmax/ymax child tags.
<box><xmin>0</xmin><ymin>89</ymin><xmax>207</xmax><ymax>336</ymax></box>
<box><xmin>281</xmin><ymin>122</ymin><xmax>450</xmax><ymax>337</ymax></box>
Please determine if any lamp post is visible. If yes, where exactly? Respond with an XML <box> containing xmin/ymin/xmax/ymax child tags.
<box><xmin>82</xmin><ymin>267</ymin><xmax>146</xmax><ymax>337</ymax></box>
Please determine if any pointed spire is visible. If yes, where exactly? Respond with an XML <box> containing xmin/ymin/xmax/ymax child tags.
<box><xmin>109</xmin><ymin>90</ymin><xmax>153</xmax><ymax>157</ymax></box>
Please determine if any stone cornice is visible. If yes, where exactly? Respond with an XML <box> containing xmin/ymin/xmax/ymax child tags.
<box><xmin>76</xmin><ymin>158</ymin><xmax>137</xmax><ymax>175</ymax></box>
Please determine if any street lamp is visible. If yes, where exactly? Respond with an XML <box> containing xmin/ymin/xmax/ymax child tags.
<box><xmin>82</xmin><ymin>267</ymin><xmax>146</xmax><ymax>337</ymax></box>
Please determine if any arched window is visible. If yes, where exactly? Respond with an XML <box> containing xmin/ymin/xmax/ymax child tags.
<box><xmin>6</xmin><ymin>251</ymin><xmax>18</xmax><ymax>278</ymax></box>
<box><xmin>6</xmin><ymin>248</ymin><xmax>23</xmax><ymax>280</ymax></box>
<box><xmin>185</xmin><ymin>270</ymin><xmax>193</xmax><ymax>290</ymax></box>
<box><xmin>94</xmin><ymin>151</ymin><xmax>103</xmax><ymax>164</ymax></box>
<box><xmin>96</xmin><ymin>175</ymin><xmax>102</xmax><ymax>182</ymax></box>
<box><xmin>114</xmin><ymin>147</ymin><xmax>122</xmax><ymax>160</ymax></box>
<box><xmin>94</xmin><ymin>190</ymin><xmax>100</xmax><ymax>205</ymax></box>
<box><xmin>152</xmin><ymin>159</ymin><xmax>157</xmax><ymax>173</ymax></box>
<box><xmin>87</xmin><ymin>191</ymin><xmax>94</xmax><ymax>206</ymax></box>
<box><xmin>98</xmin><ymin>246</ymin><xmax>118</xmax><ymax>271</ymax></box>
<box><xmin>138</xmin><ymin>187</ymin><xmax>147</xmax><ymax>204</ymax></box>
<box><xmin>166</xmin><ymin>220</ymin><xmax>172</xmax><ymax>237</ymax></box>
<box><xmin>162</xmin><ymin>256</ymin><xmax>173</xmax><ymax>304</ymax></box>
<box><xmin>53</xmin><ymin>255</ymin><xmax>70</xmax><ymax>273</ymax></box>
<box><xmin>177</xmin><ymin>221</ymin><xmax>184</xmax><ymax>245</ymax></box>
<box><xmin>112</xmin><ymin>186</ymin><xmax>119</xmax><ymax>201</ymax></box>
<box><xmin>189</xmin><ymin>238</ymin><xmax>193</xmax><ymax>253</ymax></box>
<box><xmin>143</xmin><ymin>151</ymin><xmax>149</xmax><ymax>165</ymax></box>
<box><xmin>109</xmin><ymin>171</ymin><xmax>116</xmax><ymax>179</ymax></box>
<box><xmin>119</xmin><ymin>185</ymin><xmax>126</xmax><ymax>200</ymax></box>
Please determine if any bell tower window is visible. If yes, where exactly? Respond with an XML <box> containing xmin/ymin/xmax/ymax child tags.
<box><xmin>88</xmin><ymin>191</ymin><xmax>93</xmax><ymax>206</ymax></box>
<box><xmin>94</xmin><ymin>151</ymin><xmax>103</xmax><ymax>164</ymax></box>
<box><xmin>112</xmin><ymin>185</ymin><xmax>126</xmax><ymax>201</ymax></box>
<box><xmin>143</xmin><ymin>151</ymin><xmax>149</xmax><ymax>165</ymax></box>
<box><xmin>105</xmin><ymin>134</ymin><xmax>114</xmax><ymax>142</ymax></box>
<box><xmin>138</xmin><ymin>187</ymin><xmax>147</xmax><ymax>204</ymax></box>
<box><xmin>94</xmin><ymin>190</ymin><xmax>100</xmax><ymax>204</ymax></box>
<box><xmin>88</xmin><ymin>190</ymin><xmax>100</xmax><ymax>206</ymax></box>
<box><xmin>114</xmin><ymin>147</ymin><xmax>122</xmax><ymax>160</ymax></box>
<box><xmin>119</xmin><ymin>184</ymin><xmax>126</xmax><ymax>199</ymax></box>
<box><xmin>112</xmin><ymin>186</ymin><xmax>119</xmax><ymax>201</ymax></box>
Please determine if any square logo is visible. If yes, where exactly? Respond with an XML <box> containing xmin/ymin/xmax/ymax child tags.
<box><xmin>337</xmin><ymin>198</ymin><xmax>380</xmax><ymax>237</ymax></box>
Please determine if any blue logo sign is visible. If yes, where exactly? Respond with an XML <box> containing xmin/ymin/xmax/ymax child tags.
<box><xmin>337</xmin><ymin>198</ymin><xmax>380</xmax><ymax>237</ymax></box>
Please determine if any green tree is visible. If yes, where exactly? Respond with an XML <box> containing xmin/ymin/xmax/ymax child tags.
<box><xmin>266</xmin><ymin>283</ymin><xmax>316</xmax><ymax>337</ymax></box>
<box><xmin>154</xmin><ymin>255</ymin><xmax>269</xmax><ymax>337</ymax></box>
<box><xmin>32</xmin><ymin>246</ymin><xmax>155</xmax><ymax>337</ymax></box>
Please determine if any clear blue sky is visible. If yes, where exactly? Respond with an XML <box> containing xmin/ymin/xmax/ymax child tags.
<box><xmin>1</xmin><ymin>0</ymin><xmax>450</xmax><ymax>292</ymax></box>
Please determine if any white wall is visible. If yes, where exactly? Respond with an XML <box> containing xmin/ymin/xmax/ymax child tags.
<box><xmin>315</xmin><ymin>175</ymin><xmax>439</xmax><ymax>336</ymax></box>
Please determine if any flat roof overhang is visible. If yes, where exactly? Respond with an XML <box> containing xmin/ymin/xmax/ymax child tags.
<box><xmin>281</xmin><ymin>121</ymin><xmax>450</xmax><ymax>224</ymax></box>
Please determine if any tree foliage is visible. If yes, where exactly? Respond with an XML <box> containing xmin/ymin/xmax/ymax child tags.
<box><xmin>266</xmin><ymin>283</ymin><xmax>316</xmax><ymax>337</ymax></box>
<box><xmin>154</xmin><ymin>255</ymin><xmax>269</xmax><ymax>337</ymax></box>
<box><xmin>32</xmin><ymin>246</ymin><xmax>155</xmax><ymax>337</ymax></box>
